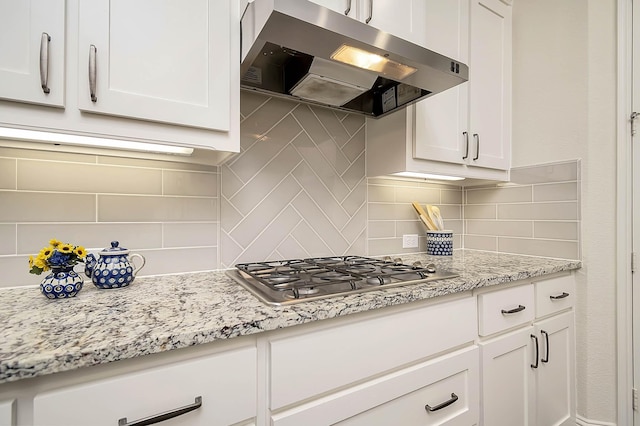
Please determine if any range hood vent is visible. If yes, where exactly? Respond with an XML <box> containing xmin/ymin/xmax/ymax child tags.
<box><xmin>240</xmin><ymin>0</ymin><xmax>469</xmax><ymax>118</ymax></box>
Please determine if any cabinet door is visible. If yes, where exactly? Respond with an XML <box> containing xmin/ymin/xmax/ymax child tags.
<box><xmin>480</xmin><ymin>326</ymin><xmax>535</xmax><ymax>426</ymax></box>
<box><xmin>77</xmin><ymin>0</ymin><xmax>230</xmax><ymax>131</ymax></box>
<box><xmin>535</xmin><ymin>312</ymin><xmax>575</xmax><ymax>426</ymax></box>
<box><xmin>308</xmin><ymin>0</ymin><xmax>355</xmax><ymax>17</ymax></box>
<box><xmin>468</xmin><ymin>0</ymin><xmax>511</xmax><ymax>170</ymax></box>
<box><xmin>412</xmin><ymin>0</ymin><xmax>469</xmax><ymax>165</ymax></box>
<box><xmin>33</xmin><ymin>347</ymin><xmax>257</xmax><ymax>426</ymax></box>
<box><xmin>0</xmin><ymin>399</ymin><xmax>15</xmax><ymax>426</ymax></box>
<box><xmin>365</xmin><ymin>0</ymin><xmax>415</xmax><ymax>43</ymax></box>
<box><xmin>272</xmin><ymin>346</ymin><xmax>479</xmax><ymax>426</ymax></box>
<box><xmin>0</xmin><ymin>0</ymin><xmax>65</xmax><ymax>107</ymax></box>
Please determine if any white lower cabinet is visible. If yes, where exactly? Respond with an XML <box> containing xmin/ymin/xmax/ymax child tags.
<box><xmin>32</xmin><ymin>346</ymin><xmax>257</xmax><ymax>426</ymax></box>
<box><xmin>0</xmin><ymin>399</ymin><xmax>15</xmax><ymax>426</ymax></box>
<box><xmin>477</xmin><ymin>274</ymin><xmax>576</xmax><ymax>426</ymax></box>
<box><xmin>272</xmin><ymin>346</ymin><xmax>479</xmax><ymax>426</ymax></box>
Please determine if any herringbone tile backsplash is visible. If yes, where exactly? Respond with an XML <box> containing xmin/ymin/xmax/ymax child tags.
<box><xmin>221</xmin><ymin>93</ymin><xmax>367</xmax><ymax>267</ymax></box>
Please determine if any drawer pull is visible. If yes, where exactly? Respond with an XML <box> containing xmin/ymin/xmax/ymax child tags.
<box><xmin>39</xmin><ymin>32</ymin><xmax>51</xmax><ymax>94</ymax></box>
<box><xmin>462</xmin><ymin>132</ymin><xmax>469</xmax><ymax>159</ymax></box>
<box><xmin>118</xmin><ymin>396</ymin><xmax>202</xmax><ymax>426</ymax></box>
<box><xmin>541</xmin><ymin>330</ymin><xmax>550</xmax><ymax>363</ymax></box>
<box><xmin>550</xmin><ymin>292</ymin><xmax>570</xmax><ymax>300</ymax></box>
<box><xmin>89</xmin><ymin>44</ymin><xmax>97</xmax><ymax>102</ymax></box>
<box><xmin>344</xmin><ymin>0</ymin><xmax>352</xmax><ymax>15</ymax></box>
<box><xmin>501</xmin><ymin>305</ymin><xmax>526</xmax><ymax>315</ymax></box>
<box><xmin>531</xmin><ymin>334</ymin><xmax>539</xmax><ymax>369</ymax></box>
<box><xmin>425</xmin><ymin>393</ymin><xmax>458</xmax><ymax>412</ymax></box>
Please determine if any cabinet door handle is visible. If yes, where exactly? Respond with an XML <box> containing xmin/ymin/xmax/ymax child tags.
<box><xmin>531</xmin><ymin>334</ymin><xmax>539</xmax><ymax>368</ymax></box>
<box><xmin>345</xmin><ymin>0</ymin><xmax>352</xmax><ymax>15</ymax></box>
<box><xmin>89</xmin><ymin>44</ymin><xmax>98</xmax><ymax>102</ymax></box>
<box><xmin>118</xmin><ymin>396</ymin><xmax>202</xmax><ymax>426</ymax></box>
<box><xmin>541</xmin><ymin>330</ymin><xmax>550</xmax><ymax>363</ymax></box>
<box><xmin>39</xmin><ymin>33</ymin><xmax>51</xmax><ymax>94</ymax></box>
<box><xmin>501</xmin><ymin>304</ymin><xmax>525</xmax><ymax>315</ymax></box>
<box><xmin>550</xmin><ymin>292</ymin><xmax>570</xmax><ymax>300</ymax></box>
<box><xmin>472</xmin><ymin>133</ymin><xmax>480</xmax><ymax>160</ymax></box>
<box><xmin>365</xmin><ymin>0</ymin><xmax>373</xmax><ymax>23</ymax></box>
<box><xmin>425</xmin><ymin>393</ymin><xmax>458</xmax><ymax>412</ymax></box>
<box><xmin>462</xmin><ymin>131</ymin><xmax>469</xmax><ymax>159</ymax></box>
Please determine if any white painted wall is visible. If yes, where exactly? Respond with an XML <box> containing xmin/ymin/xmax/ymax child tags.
<box><xmin>512</xmin><ymin>0</ymin><xmax>617</xmax><ymax>423</ymax></box>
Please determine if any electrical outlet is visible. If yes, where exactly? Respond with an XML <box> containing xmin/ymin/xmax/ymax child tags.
<box><xmin>402</xmin><ymin>234</ymin><xmax>419</xmax><ymax>249</ymax></box>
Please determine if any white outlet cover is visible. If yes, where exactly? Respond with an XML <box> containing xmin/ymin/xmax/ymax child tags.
<box><xmin>402</xmin><ymin>234</ymin><xmax>419</xmax><ymax>249</ymax></box>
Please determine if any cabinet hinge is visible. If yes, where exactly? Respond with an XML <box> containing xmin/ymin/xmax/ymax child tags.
<box><xmin>633</xmin><ymin>388</ymin><xmax>638</xmax><ymax>411</ymax></box>
<box><xmin>632</xmin><ymin>112</ymin><xmax>640</xmax><ymax>136</ymax></box>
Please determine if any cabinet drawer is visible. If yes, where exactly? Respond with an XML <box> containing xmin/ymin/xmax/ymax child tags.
<box><xmin>270</xmin><ymin>297</ymin><xmax>477</xmax><ymax>410</ymax></box>
<box><xmin>33</xmin><ymin>346</ymin><xmax>257</xmax><ymax>426</ymax></box>
<box><xmin>272</xmin><ymin>346</ymin><xmax>479</xmax><ymax>426</ymax></box>
<box><xmin>478</xmin><ymin>284</ymin><xmax>534</xmax><ymax>336</ymax></box>
<box><xmin>535</xmin><ymin>274</ymin><xmax>575</xmax><ymax>318</ymax></box>
<box><xmin>0</xmin><ymin>399</ymin><xmax>15</xmax><ymax>426</ymax></box>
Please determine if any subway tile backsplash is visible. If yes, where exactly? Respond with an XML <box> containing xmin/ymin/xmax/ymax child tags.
<box><xmin>0</xmin><ymin>92</ymin><xmax>581</xmax><ymax>287</ymax></box>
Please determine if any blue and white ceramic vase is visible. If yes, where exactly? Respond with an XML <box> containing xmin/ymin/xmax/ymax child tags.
<box><xmin>40</xmin><ymin>265</ymin><xmax>84</xmax><ymax>299</ymax></box>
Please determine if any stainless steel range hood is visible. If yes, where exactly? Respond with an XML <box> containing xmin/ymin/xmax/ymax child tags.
<box><xmin>240</xmin><ymin>0</ymin><xmax>469</xmax><ymax>118</ymax></box>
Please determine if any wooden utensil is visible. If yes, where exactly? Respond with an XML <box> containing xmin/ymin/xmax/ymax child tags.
<box><xmin>426</xmin><ymin>205</ymin><xmax>445</xmax><ymax>231</ymax></box>
<box><xmin>412</xmin><ymin>202</ymin><xmax>437</xmax><ymax>230</ymax></box>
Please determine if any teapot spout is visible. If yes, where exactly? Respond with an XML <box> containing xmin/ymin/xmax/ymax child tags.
<box><xmin>84</xmin><ymin>253</ymin><xmax>97</xmax><ymax>278</ymax></box>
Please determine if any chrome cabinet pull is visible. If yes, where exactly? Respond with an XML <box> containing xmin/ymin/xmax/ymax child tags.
<box><xmin>462</xmin><ymin>131</ymin><xmax>469</xmax><ymax>159</ymax></box>
<box><xmin>550</xmin><ymin>292</ymin><xmax>569</xmax><ymax>300</ymax></box>
<box><xmin>89</xmin><ymin>44</ymin><xmax>98</xmax><ymax>102</ymax></box>
<box><xmin>366</xmin><ymin>0</ymin><xmax>373</xmax><ymax>23</ymax></box>
<box><xmin>531</xmin><ymin>334</ymin><xmax>539</xmax><ymax>369</ymax></box>
<box><xmin>345</xmin><ymin>0</ymin><xmax>352</xmax><ymax>15</ymax></box>
<box><xmin>40</xmin><ymin>33</ymin><xmax>51</xmax><ymax>94</ymax></box>
<box><xmin>118</xmin><ymin>396</ymin><xmax>202</xmax><ymax>426</ymax></box>
<box><xmin>472</xmin><ymin>133</ymin><xmax>480</xmax><ymax>160</ymax></box>
<box><xmin>425</xmin><ymin>393</ymin><xmax>458</xmax><ymax>412</ymax></box>
<box><xmin>541</xmin><ymin>330</ymin><xmax>550</xmax><ymax>363</ymax></box>
<box><xmin>501</xmin><ymin>304</ymin><xmax>525</xmax><ymax>315</ymax></box>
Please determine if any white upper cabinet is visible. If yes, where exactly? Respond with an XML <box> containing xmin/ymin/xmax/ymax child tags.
<box><xmin>467</xmin><ymin>0</ymin><xmax>511</xmax><ymax>170</ymax></box>
<box><xmin>309</xmin><ymin>0</ymin><xmax>355</xmax><ymax>17</ymax></box>
<box><xmin>366</xmin><ymin>0</ymin><xmax>511</xmax><ymax>182</ymax></box>
<box><xmin>78</xmin><ymin>0</ymin><xmax>229</xmax><ymax>131</ymax></box>
<box><xmin>0</xmin><ymin>0</ymin><xmax>65</xmax><ymax>107</ymax></box>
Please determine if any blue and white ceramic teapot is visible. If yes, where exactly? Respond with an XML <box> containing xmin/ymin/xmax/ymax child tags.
<box><xmin>85</xmin><ymin>241</ymin><xmax>145</xmax><ymax>289</ymax></box>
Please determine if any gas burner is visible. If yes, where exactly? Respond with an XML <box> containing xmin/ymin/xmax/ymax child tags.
<box><xmin>229</xmin><ymin>256</ymin><xmax>459</xmax><ymax>305</ymax></box>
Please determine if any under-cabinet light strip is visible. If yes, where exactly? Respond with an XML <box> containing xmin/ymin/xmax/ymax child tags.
<box><xmin>392</xmin><ymin>171</ymin><xmax>465</xmax><ymax>181</ymax></box>
<box><xmin>0</xmin><ymin>127</ymin><xmax>194</xmax><ymax>156</ymax></box>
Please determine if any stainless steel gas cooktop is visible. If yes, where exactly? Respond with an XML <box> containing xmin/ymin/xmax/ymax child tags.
<box><xmin>226</xmin><ymin>256</ymin><xmax>459</xmax><ymax>305</ymax></box>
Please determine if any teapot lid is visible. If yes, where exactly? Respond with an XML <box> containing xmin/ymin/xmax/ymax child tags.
<box><xmin>99</xmin><ymin>241</ymin><xmax>130</xmax><ymax>256</ymax></box>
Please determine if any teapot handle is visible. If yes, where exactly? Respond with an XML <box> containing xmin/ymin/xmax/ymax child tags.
<box><xmin>129</xmin><ymin>253</ymin><xmax>146</xmax><ymax>277</ymax></box>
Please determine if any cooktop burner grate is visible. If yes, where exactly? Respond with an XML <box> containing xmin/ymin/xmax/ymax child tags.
<box><xmin>227</xmin><ymin>256</ymin><xmax>459</xmax><ymax>305</ymax></box>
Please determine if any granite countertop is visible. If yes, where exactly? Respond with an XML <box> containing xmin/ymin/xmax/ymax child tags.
<box><xmin>0</xmin><ymin>250</ymin><xmax>581</xmax><ymax>385</ymax></box>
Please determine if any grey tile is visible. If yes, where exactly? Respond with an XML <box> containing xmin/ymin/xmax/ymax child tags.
<box><xmin>291</xmin><ymin>192</ymin><xmax>349</xmax><ymax>254</ymax></box>
<box><xmin>291</xmin><ymin>220</ymin><xmax>335</xmax><ymax>257</ymax></box>
<box><xmin>163</xmin><ymin>223</ymin><xmax>218</xmax><ymax>248</ymax></box>
<box><xmin>163</xmin><ymin>170</ymin><xmax>218</xmax><ymax>197</ymax></box>
<box><xmin>98</xmin><ymin>195</ymin><xmax>216</xmax><ymax>222</ymax></box>
<box><xmin>368</xmin><ymin>184</ymin><xmax>396</xmax><ymax>203</ymax></box>
<box><xmin>367</xmin><ymin>238</ymin><xmax>405</xmax><ymax>256</ymax></box>
<box><xmin>311</xmin><ymin>106</ymin><xmax>351</xmax><ymax>147</ymax></box>
<box><xmin>341</xmin><ymin>179</ymin><xmax>367</xmax><ymax>216</ymax></box>
<box><xmin>464</xmin><ymin>205</ymin><xmax>497</xmax><ymax>219</ymax></box>
<box><xmin>497</xmin><ymin>202</ymin><xmax>578</xmax><ymax>220</ymax></box>
<box><xmin>368</xmin><ymin>220</ymin><xmax>396</xmax><ymax>238</ymax></box>
<box><xmin>0</xmin><ymin>255</ymin><xmax>42</xmax><ymax>287</ymax></box>
<box><xmin>241</xmin><ymin>97</ymin><xmax>298</xmax><ymax>142</ymax></box>
<box><xmin>0</xmin><ymin>158</ymin><xmax>16</xmax><ymax>189</ymax></box>
<box><xmin>498</xmin><ymin>237</ymin><xmax>580</xmax><ymax>260</ymax></box>
<box><xmin>98</xmin><ymin>156</ymin><xmax>217</xmax><ymax>172</ymax></box>
<box><xmin>510</xmin><ymin>161</ymin><xmax>578</xmax><ymax>184</ymax></box>
<box><xmin>396</xmin><ymin>220</ymin><xmax>425</xmax><ymax>237</ymax></box>
<box><xmin>341</xmin><ymin>126</ymin><xmax>365</xmax><ymax>163</ymax></box>
<box><xmin>341</xmin><ymin>114</ymin><xmax>365</xmax><ymax>137</ymax></box>
<box><xmin>463</xmin><ymin>235</ymin><xmax>498</xmax><ymax>251</ymax></box>
<box><xmin>533</xmin><ymin>182</ymin><xmax>578</xmax><ymax>202</ymax></box>
<box><xmin>341</xmin><ymin>153</ymin><xmax>365</xmax><ymax>190</ymax></box>
<box><xmin>240</xmin><ymin>91</ymin><xmax>270</xmax><ymax>118</ymax></box>
<box><xmin>341</xmin><ymin>205</ymin><xmax>367</xmax><ymax>243</ymax></box>
<box><xmin>0</xmin><ymin>191</ymin><xmax>96</xmax><ymax>222</ymax></box>
<box><xmin>236</xmin><ymin>206</ymin><xmax>304</xmax><ymax>261</ymax></box>
<box><xmin>137</xmin><ymin>247</ymin><xmax>218</xmax><ymax>275</ymax></box>
<box><xmin>0</xmin><ymin>224</ymin><xmax>15</xmax><ymax>255</ymax></box>
<box><xmin>533</xmin><ymin>221</ymin><xmax>579</xmax><ymax>241</ymax></box>
<box><xmin>394</xmin><ymin>187</ymin><xmax>441</xmax><ymax>204</ymax></box>
<box><xmin>437</xmin><ymin>205</ymin><xmax>462</xmax><ymax>220</ymax></box>
<box><xmin>466</xmin><ymin>220</ymin><xmax>533</xmax><ymax>237</ymax></box>
<box><xmin>17</xmin><ymin>223</ymin><xmax>163</xmax><ymax>254</ymax></box>
<box><xmin>0</xmin><ymin>146</ymin><xmax>97</xmax><ymax>164</ymax></box>
<box><xmin>18</xmin><ymin>160</ymin><xmax>162</xmax><ymax>194</ymax></box>
<box><xmin>466</xmin><ymin>186</ymin><xmax>532</xmax><ymax>204</ymax></box>
<box><xmin>441</xmin><ymin>189</ymin><xmax>463</xmax><ymax>204</ymax></box>
<box><xmin>220</xmin><ymin>231</ymin><xmax>244</xmax><ymax>268</ymax></box>
<box><xmin>276</xmin><ymin>235</ymin><xmax>311</xmax><ymax>260</ymax></box>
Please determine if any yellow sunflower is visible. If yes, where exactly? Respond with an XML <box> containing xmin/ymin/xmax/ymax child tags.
<box><xmin>58</xmin><ymin>243</ymin><xmax>73</xmax><ymax>254</ymax></box>
<box><xmin>38</xmin><ymin>247</ymin><xmax>54</xmax><ymax>259</ymax></box>
<box><xmin>28</xmin><ymin>255</ymin><xmax>34</xmax><ymax>268</ymax></box>
<box><xmin>34</xmin><ymin>257</ymin><xmax>48</xmax><ymax>270</ymax></box>
<box><xmin>74</xmin><ymin>246</ymin><xmax>87</xmax><ymax>258</ymax></box>
<box><xmin>49</xmin><ymin>239</ymin><xmax>61</xmax><ymax>247</ymax></box>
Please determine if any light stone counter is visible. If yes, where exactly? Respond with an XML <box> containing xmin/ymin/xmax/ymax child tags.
<box><xmin>0</xmin><ymin>250</ymin><xmax>580</xmax><ymax>384</ymax></box>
